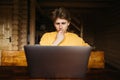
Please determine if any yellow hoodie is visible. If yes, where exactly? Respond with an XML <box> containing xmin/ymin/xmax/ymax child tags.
<box><xmin>40</xmin><ymin>32</ymin><xmax>89</xmax><ymax>46</ymax></box>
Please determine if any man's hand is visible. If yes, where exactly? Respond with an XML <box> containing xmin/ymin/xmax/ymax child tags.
<box><xmin>52</xmin><ymin>30</ymin><xmax>65</xmax><ymax>46</ymax></box>
<box><xmin>56</xmin><ymin>30</ymin><xmax>65</xmax><ymax>41</ymax></box>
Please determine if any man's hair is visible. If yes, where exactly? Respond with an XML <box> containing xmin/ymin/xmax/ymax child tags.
<box><xmin>51</xmin><ymin>7</ymin><xmax>71</xmax><ymax>22</ymax></box>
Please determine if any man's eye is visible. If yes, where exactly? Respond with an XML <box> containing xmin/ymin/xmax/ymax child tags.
<box><xmin>55</xmin><ymin>22</ymin><xmax>66</xmax><ymax>25</ymax></box>
<box><xmin>62</xmin><ymin>22</ymin><xmax>66</xmax><ymax>24</ymax></box>
<box><xmin>56</xmin><ymin>23</ymin><xmax>60</xmax><ymax>25</ymax></box>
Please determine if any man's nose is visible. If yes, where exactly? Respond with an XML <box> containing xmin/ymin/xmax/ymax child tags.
<box><xmin>59</xmin><ymin>24</ymin><xmax>62</xmax><ymax>28</ymax></box>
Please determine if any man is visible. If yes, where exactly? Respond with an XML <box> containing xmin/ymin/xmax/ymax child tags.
<box><xmin>40</xmin><ymin>7</ymin><xmax>89</xmax><ymax>46</ymax></box>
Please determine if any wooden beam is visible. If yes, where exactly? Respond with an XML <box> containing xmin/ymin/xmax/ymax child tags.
<box><xmin>38</xmin><ymin>2</ymin><xmax>112</xmax><ymax>8</ymax></box>
<box><xmin>30</xmin><ymin>0</ymin><xmax>36</xmax><ymax>45</ymax></box>
<box><xmin>71</xmin><ymin>22</ymin><xmax>81</xmax><ymax>32</ymax></box>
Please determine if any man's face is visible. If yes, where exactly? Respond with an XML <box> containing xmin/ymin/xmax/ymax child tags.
<box><xmin>54</xmin><ymin>18</ymin><xmax>70</xmax><ymax>33</ymax></box>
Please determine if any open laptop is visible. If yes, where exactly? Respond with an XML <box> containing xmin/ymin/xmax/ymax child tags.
<box><xmin>24</xmin><ymin>45</ymin><xmax>92</xmax><ymax>79</ymax></box>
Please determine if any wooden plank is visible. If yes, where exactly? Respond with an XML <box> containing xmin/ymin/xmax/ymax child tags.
<box><xmin>88</xmin><ymin>51</ymin><xmax>105</xmax><ymax>68</ymax></box>
<box><xmin>38</xmin><ymin>2</ymin><xmax>112</xmax><ymax>8</ymax></box>
<box><xmin>1</xmin><ymin>50</ymin><xmax>27</xmax><ymax>66</ymax></box>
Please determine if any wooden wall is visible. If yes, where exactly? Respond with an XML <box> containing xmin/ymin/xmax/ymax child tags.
<box><xmin>12</xmin><ymin>0</ymin><xmax>28</xmax><ymax>50</ymax></box>
<box><xmin>0</xmin><ymin>0</ymin><xmax>28</xmax><ymax>51</ymax></box>
<box><xmin>95</xmin><ymin>2</ymin><xmax>120</xmax><ymax>69</ymax></box>
<box><xmin>0</xmin><ymin>0</ymin><xmax>29</xmax><ymax>65</ymax></box>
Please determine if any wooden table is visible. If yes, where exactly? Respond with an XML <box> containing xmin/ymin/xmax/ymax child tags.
<box><xmin>1</xmin><ymin>50</ymin><xmax>104</xmax><ymax>68</ymax></box>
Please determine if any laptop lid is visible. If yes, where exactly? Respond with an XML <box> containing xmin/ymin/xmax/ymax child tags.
<box><xmin>24</xmin><ymin>45</ymin><xmax>92</xmax><ymax>79</ymax></box>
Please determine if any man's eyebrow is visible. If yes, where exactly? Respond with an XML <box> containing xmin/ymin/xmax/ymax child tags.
<box><xmin>56</xmin><ymin>22</ymin><xmax>66</xmax><ymax>24</ymax></box>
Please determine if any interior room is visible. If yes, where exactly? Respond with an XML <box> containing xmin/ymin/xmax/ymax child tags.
<box><xmin>0</xmin><ymin>0</ymin><xmax>120</xmax><ymax>79</ymax></box>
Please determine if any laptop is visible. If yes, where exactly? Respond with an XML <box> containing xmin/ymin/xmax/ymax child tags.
<box><xmin>24</xmin><ymin>45</ymin><xmax>92</xmax><ymax>79</ymax></box>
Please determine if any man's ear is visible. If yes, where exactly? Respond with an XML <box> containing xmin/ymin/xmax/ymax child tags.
<box><xmin>68</xmin><ymin>22</ymin><xmax>70</xmax><ymax>26</ymax></box>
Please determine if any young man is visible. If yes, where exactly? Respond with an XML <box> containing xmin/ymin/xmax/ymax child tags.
<box><xmin>40</xmin><ymin>7</ymin><xmax>89</xmax><ymax>46</ymax></box>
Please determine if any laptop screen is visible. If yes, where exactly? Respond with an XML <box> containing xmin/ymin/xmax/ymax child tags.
<box><xmin>24</xmin><ymin>45</ymin><xmax>92</xmax><ymax>78</ymax></box>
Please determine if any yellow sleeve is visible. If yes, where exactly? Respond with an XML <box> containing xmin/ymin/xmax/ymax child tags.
<box><xmin>81</xmin><ymin>38</ymin><xmax>90</xmax><ymax>46</ymax></box>
<box><xmin>73</xmin><ymin>33</ymin><xmax>89</xmax><ymax>46</ymax></box>
<box><xmin>39</xmin><ymin>33</ymin><xmax>51</xmax><ymax>46</ymax></box>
